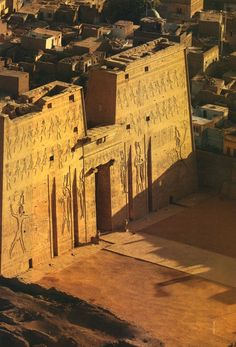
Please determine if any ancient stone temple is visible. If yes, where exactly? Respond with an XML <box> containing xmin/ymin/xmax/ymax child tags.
<box><xmin>0</xmin><ymin>39</ymin><xmax>197</xmax><ymax>276</ymax></box>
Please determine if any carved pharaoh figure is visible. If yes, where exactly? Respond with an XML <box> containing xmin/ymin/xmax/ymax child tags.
<box><xmin>78</xmin><ymin>170</ymin><xmax>85</xmax><ymax>219</ymax></box>
<box><xmin>59</xmin><ymin>173</ymin><xmax>72</xmax><ymax>234</ymax></box>
<box><xmin>134</xmin><ymin>142</ymin><xmax>145</xmax><ymax>194</ymax></box>
<box><xmin>9</xmin><ymin>192</ymin><xmax>28</xmax><ymax>258</ymax></box>
<box><xmin>120</xmin><ymin>151</ymin><xmax>127</xmax><ymax>193</ymax></box>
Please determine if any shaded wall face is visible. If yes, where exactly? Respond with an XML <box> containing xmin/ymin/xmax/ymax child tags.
<box><xmin>188</xmin><ymin>53</ymin><xmax>204</xmax><ymax>78</ymax></box>
<box><xmin>197</xmin><ymin>149</ymin><xmax>235</xmax><ymax>189</ymax></box>
<box><xmin>86</xmin><ymin>70</ymin><xmax>117</xmax><ymax>126</ymax></box>
<box><xmin>1</xmin><ymin>89</ymin><xmax>88</xmax><ymax>276</ymax></box>
<box><xmin>199</xmin><ymin>21</ymin><xmax>222</xmax><ymax>38</ymax></box>
<box><xmin>166</xmin><ymin>0</ymin><xmax>203</xmax><ymax>18</ymax></box>
<box><xmin>226</xmin><ymin>19</ymin><xmax>236</xmax><ymax>48</ymax></box>
<box><xmin>0</xmin><ymin>74</ymin><xmax>29</xmax><ymax>97</ymax></box>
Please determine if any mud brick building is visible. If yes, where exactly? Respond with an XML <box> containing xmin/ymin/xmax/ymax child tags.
<box><xmin>0</xmin><ymin>39</ymin><xmax>197</xmax><ymax>276</ymax></box>
<box><xmin>159</xmin><ymin>0</ymin><xmax>204</xmax><ymax>20</ymax></box>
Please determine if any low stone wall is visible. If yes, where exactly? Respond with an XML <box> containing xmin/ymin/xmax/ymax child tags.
<box><xmin>197</xmin><ymin>149</ymin><xmax>236</xmax><ymax>192</ymax></box>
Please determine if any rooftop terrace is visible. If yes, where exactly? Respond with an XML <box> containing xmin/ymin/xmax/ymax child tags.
<box><xmin>0</xmin><ymin>81</ymin><xmax>81</xmax><ymax>119</ymax></box>
<box><xmin>104</xmin><ymin>38</ymin><xmax>176</xmax><ymax>70</ymax></box>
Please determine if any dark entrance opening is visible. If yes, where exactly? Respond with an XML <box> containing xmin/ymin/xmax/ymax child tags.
<box><xmin>95</xmin><ymin>163</ymin><xmax>112</xmax><ymax>233</ymax></box>
<box><xmin>29</xmin><ymin>258</ymin><xmax>33</xmax><ymax>269</ymax></box>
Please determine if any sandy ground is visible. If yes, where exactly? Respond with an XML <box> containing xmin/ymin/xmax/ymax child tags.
<box><xmin>0</xmin><ymin>277</ymin><xmax>160</xmax><ymax>347</ymax></box>
<box><xmin>37</xmin><ymin>195</ymin><xmax>236</xmax><ymax>347</ymax></box>
<box><xmin>39</xmin><ymin>250</ymin><xmax>236</xmax><ymax>347</ymax></box>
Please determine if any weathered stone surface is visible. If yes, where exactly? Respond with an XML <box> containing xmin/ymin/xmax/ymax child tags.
<box><xmin>0</xmin><ymin>39</ymin><xmax>197</xmax><ymax>277</ymax></box>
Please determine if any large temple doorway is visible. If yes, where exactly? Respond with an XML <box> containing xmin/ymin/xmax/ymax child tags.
<box><xmin>95</xmin><ymin>163</ymin><xmax>112</xmax><ymax>233</ymax></box>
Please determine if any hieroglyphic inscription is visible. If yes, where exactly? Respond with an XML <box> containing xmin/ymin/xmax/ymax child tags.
<box><xmin>5</xmin><ymin>103</ymin><xmax>83</xmax><ymax>166</ymax></box>
<box><xmin>155</xmin><ymin>126</ymin><xmax>175</xmax><ymax>147</ymax></box>
<box><xmin>117</xmin><ymin>67</ymin><xmax>186</xmax><ymax>110</ymax></box>
<box><xmin>125</xmin><ymin>93</ymin><xmax>188</xmax><ymax>136</ymax></box>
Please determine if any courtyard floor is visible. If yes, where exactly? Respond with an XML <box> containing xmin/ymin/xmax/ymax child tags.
<box><xmin>22</xmin><ymin>192</ymin><xmax>236</xmax><ymax>347</ymax></box>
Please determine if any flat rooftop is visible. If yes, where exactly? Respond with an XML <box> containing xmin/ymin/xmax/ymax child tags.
<box><xmin>104</xmin><ymin>38</ymin><xmax>177</xmax><ymax>70</ymax></box>
<box><xmin>33</xmin><ymin>28</ymin><xmax>62</xmax><ymax>37</ymax></box>
<box><xmin>192</xmin><ymin>115</ymin><xmax>213</xmax><ymax>126</ymax></box>
<box><xmin>27</xmin><ymin>28</ymin><xmax>62</xmax><ymax>39</ymax></box>
<box><xmin>72</xmin><ymin>37</ymin><xmax>101</xmax><ymax>50</ymax></box>
<box><xmin>114</xmin><ymin>20</ymin><xmax>133</xmax><ymax>26</ymax></box>
<box><xmin>188</xmin><ymin>45</ymin><xmax>218</xmax><ymax>54</ymax></box>
<box><xmin>199</xmin><ymin>11</ymin><xmax>222</xmax><ymax>22</ymax></box>
<box><xmin>0</xmin><ymin>81</ymin><xmax>81</xmax><ymax>119</ymax></box>
<box><xmin>0</xmin><ymin>69</ymin><xmax>28</xmax><ymax>78</ymax></box>
<box><xmin>200</xmin><ymin>104</ymin><xmax>229</xmax><ymax>112</ymax></box>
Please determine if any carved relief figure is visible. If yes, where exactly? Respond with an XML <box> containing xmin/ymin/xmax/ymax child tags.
<box><xmin>9</xmin><ymin>192</ymin><xmax>28</xmax><ymax>258</ymax></box>
<box><xmin>14</xmin><ymin>160</ymin><xmax>20</xmax><ymax>182</ymax></box>
<box><xmin>26</xmin><ymin>125</ymin><xmax>33</xmax><ymax>146</ymax></box>
<box><xmin>13</xmin><ymin>127</ymin><xmax>20</xmax><ymax>153</ymax></box>
<box><xmin>175</xmin><ymin>121</ymin><xmax>188</xmax><ymax>161</ymax></box>
<box><xmin>40</xmin><ymin>120</ymin><xmax>46</xmax><ymax>142</ymax></box>
<box><xmin>64</xmin><ymin>140</ymin><xmax>71</xmax><ymax>162</ymax></box>
<box><xmin>57</xmin><ymin>144</ymin><xmax>63</xmax><ymax>169</ymax></box>
<box><xmin>134</xmin><ymin>142</ymin><xmax>145</xmax><ymax>193</ymax></box>
<box><xmin>78</xmin><ymin>170</ymin><xmax>85</xmax><ymax>218</ymax></box>
<box><xmin>120</xmin><ymin>151</ymin><xmax>127</xmax><ymax>193</ymax></box>
<box><xmin>34</xmin><ymin>152</ymin><xmax>41</xmax><ymax>173</ymax></box>
<box><xmin>41</xmin><ymin>148</ymin><xmax>47</xmax><ymax>171</ymax></box>
<box><xmin>34</xmin><ymin>122</ymin><xmax>39</xmax><ymax>139</ymax></box>
<box><xmin>27</xmin><ymin>154</ymin><xmax>34</xmax><ymax>176</ymax></box>
<box><xmin>59</xmin><ymin>173</ymin><xmax>72</xmax><ymax>234</ymax></box>
<box><xmin>64</xmin><ymin>112</ymin><xmax>70</xmax><ymax>132</ymax></box>
<box><xmin>5</xmin><ymin>164</ymin><xmax>12</xmax><ymax>191</ymax></box>
<box><xmin>55</xmin><ymin>116</ymin><xmax>62</xmax><ymax>140</ymax></box>
<box><xmin>6</xmin><ymin>136</ymin><xmax>12</xmax><ymax>160</ymax></box>
<box><xmin>21</xmin><ymin>158</ymin><xmax>27</xmax><ymax>179</ymax></box>
<box><xmin>48</xmin><ymin>118</ymin><xmax>54</xmax><ymax>139</ymax></box>
<box><xmin>20</xmin><ymin>128</ymin><xmax>26</xmax><ymax>150</ymax></box>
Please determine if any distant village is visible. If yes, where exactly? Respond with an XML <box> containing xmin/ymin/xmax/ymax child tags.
<box><xmin>0</xmin><ymin>0</ymin><xmax>234</xmax><ymax>157</ymax></box>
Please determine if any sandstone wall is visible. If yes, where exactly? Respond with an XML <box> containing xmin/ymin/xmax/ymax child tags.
<box><xmin>0</xmin><ymin>86</ymin><xmax>90</xmax><ymax>276</ymax></box>
<box><xmin>0</xmin><ymin>42</ymin><xmax>198</xmax><ymax>276</ymax></box>
<box><xmin>86</xmin><ymin>43</ymin><xmax>197</xmax><ymax>227</ymax></box>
